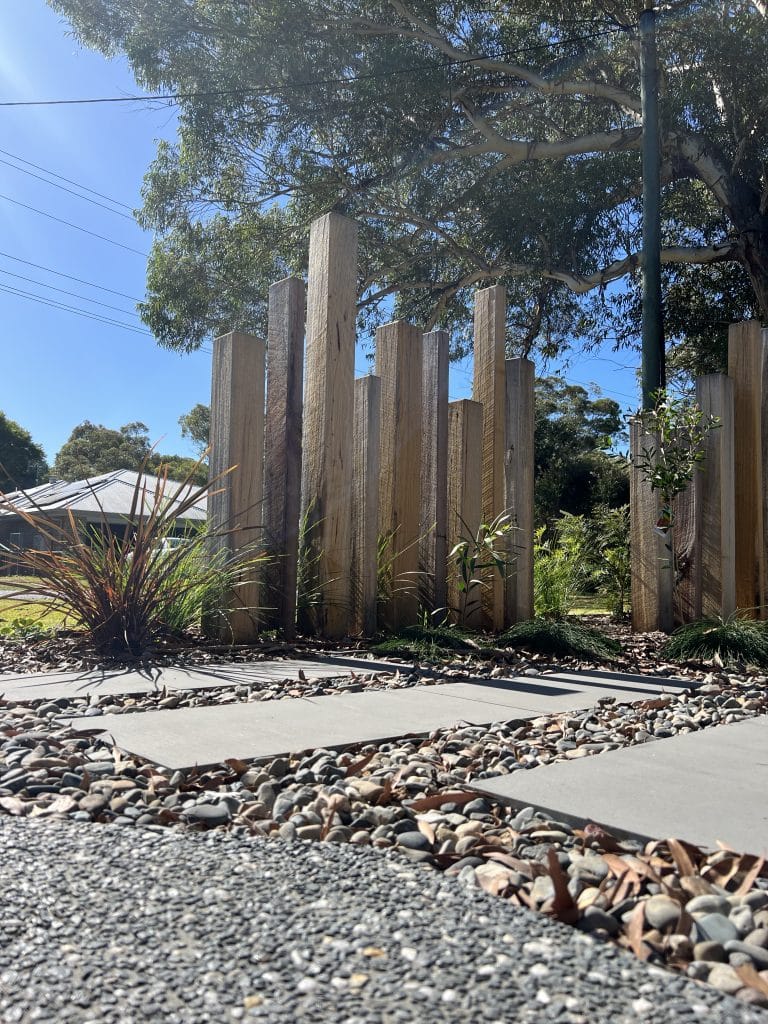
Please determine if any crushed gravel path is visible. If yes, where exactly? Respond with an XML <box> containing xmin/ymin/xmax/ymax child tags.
<box><xmin>0</xmin><ymin>818</ymin><xmax>766</xmax><ymax>1024</ymax></box>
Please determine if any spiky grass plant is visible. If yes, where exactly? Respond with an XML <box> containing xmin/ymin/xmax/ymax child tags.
<box><xmin>663</xmin><ymin>614</ymin><xmax>768</xmax><ymax>666</ymax></box>
<box><xmin>0</xmin><ymin>462</ymin><xmax>266</xmax><ymax>658</ymax></box>
<box><xmin>499</xmin><ymin>618</ymin><xmax>621</xmax><ymax>662</ymax></box>
<box><xmin>372</xmin><ymin>624</ymin><xmax>478</xmax><ymax>660</ymax></box>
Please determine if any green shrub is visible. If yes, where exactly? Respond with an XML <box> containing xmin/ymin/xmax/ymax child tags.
<box><xmin>533</xmin><ymin>513</ymin><xmax>589</xmax><ymax>619</ymax></box>
<box><xmin>1</xmin><ymin>462</ymin><xmax>266</xmax><ymax>657</ymax></box>
<box><xmin>590</xmin><ymin>504</ymin><xmax>631</xmax><ymax>618</ymax></box>
<box><xmin>499</xmin><ymin>618</ymin><xmax>621</xmax><ymax>661</ymax></box>
<box><xmin>663</xmin><ymin>615</ymin><xmax>768</xmax><ymax>666</ymax></box>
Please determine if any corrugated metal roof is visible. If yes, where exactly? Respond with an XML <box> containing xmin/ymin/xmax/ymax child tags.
<box><xmin>0</xmin><ymin>470</ymin><xmax>207</xmax><ymax>521</ymax></box>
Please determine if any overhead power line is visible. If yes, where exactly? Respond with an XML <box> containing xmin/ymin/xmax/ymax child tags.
<box><xmin>0</xmin><ymin>281</ymin><xmax>151</xmax><ymax>335</ymax></box>
<box><xmin>0</xmin><ymin>147</ymin><xmax>132</xmax><ymax>209</ymax></box>
<box><xmin>0</xmin><ymin>27</ymin><xmax>624</xmax><ymax>109</ymax></box>
<box><xmin>0</xmin><ymin>193</ymin><xmax>149</xmax><ymax>257</ymax></box>
<box><xmin>0</xmin><ymin>155</ymin><xmax>134</xmax><ymax>220</ymax></box>
<box><xmin>0</xmin><ymin>250</ymin><xmax>142</xmax><ymax>302</ymax></box>
<box><xmin>0</xmin><ymin>267</ymin><xmax>139</xmax><ymax>317</ymax></box>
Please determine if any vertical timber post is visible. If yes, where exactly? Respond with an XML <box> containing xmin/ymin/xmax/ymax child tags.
<box><xmin>727</xmin><ymin>321</ymin><xmax>768</xmax><ymax>617</ymax></box>
<box><xmin>351</xmin><ymin>375</ymin><xmax>381</xmax><ymax>636</ymax></box>
<box><xmin>207</xmin><ymin>331</ymin><xmax>266</xmax><ymax>642</ymax></box>
<box><xmin>472</xmin><ymin>285</ymin><xmax>506</xmax><ymax>631</ymax></box>
<box><xmin>300</xmin><ymin>212</ymin><xmax>358</xmax><ymax>639</ymax></box>
<box><xmin>630</xmin><ymin>417</ymin><xmax>673</xmax><ymax>632</ymax></box>
<box><xmin>420</xmin><ymin>329</ymin><xmax>449</xmax><ymax>620</ymax></box>
<box><xmin>504</xmin><ymin>358</ymin><xmax>535</xmax><ymax>625</ymax></box>
<box><xmin>696</xmin><ymin>373</ymin><xmax>736</xmax><ymax>619</ymax></box>
<box><xmin>376</xmin><ymin>321</ymin><xmax>423</xmax><ymax>630</ymax></box>
<box><xmin>263</xmin><ymin>276</ymin><xmax>305</xmax><ymax>639</ymax></box>
<box><xmin>447</xmin><ymin>399</ymin><xmax>483</xmax><ymax>629</ymax></box>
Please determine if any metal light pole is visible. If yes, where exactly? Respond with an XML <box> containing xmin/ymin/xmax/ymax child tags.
<box><xmin>640</xmin><ymin>0</ymin><xmax>665</xmax><ymax>410</ymax></box>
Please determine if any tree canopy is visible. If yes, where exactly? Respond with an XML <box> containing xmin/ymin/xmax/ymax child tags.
<box><xmin>50</xmin><ymin>0</ymin><xmax>768</xmax><ymax>368</ymax></box>
<box><xmin>0</xmin><ymin>413</ymin><xmax>49</xmax><ymax>490</ymax></box>
<box><xmin>52</xmin><ymin>421</ymin><xmax>207</xmax><ymax>485</ymax></box>
<box><xmin>178</xmin><ymin>403</ymin><xmax>211</xmax><ymax>456</ymax></box>
<box><xmin>534</xmin><ymin>377</ymin><xmax>628</xmax><ymax>526</ymax></box>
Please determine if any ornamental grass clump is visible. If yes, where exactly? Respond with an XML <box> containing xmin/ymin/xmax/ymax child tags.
<box><xmin>662</xmin><ymin>614</ymin><xmax>768</xmax><ymax>667</ymax></box>
<box><xmin>499</xmin><ymin>618</ymin><xmax>621</xmax><ymax>662</ymax></box>
<box><xmin>0</xmin><ymin>462</ymin><xmax>263</xmax><ymax>658</ymax></box>
<box><xmin>372</xmin><ymin>623</ymin><xmax>478</xmax><ymax>660</ymax></box>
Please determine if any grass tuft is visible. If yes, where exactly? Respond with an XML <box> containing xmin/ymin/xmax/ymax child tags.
<box><xmin>498</xmin><ymin>618</ymin><xmax>621</xmax><ymax>662</ymax></box>
<box><xmin>372</xmin><ymin>624</ymin><xmax>477</xmax><ymax>660</ymax></box>
<box><xmin>662</xmin><ymin>615</ymin><xmax>768</xmax><ymax>666</ymax></box>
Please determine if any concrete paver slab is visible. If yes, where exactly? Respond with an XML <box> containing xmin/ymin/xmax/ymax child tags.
<box><xmin>0</xmin><ymin>657</ymin><xmax>399</xmax><ymax>704</ymax></box>
<box><xmin>470</xmin><ymin>716</ymin><xmax>768</xmax><ymax>855</ymax></box>
<box><xmin>63</xmin><ymin>670</ymin><xmax>688</xmax><ymax>769</ymax></box>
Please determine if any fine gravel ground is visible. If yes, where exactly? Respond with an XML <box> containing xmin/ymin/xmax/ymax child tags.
<box><xmin>0</xmin><ymin>817</ymin><xmax>766</xmax><ymax>1024</ymax></box>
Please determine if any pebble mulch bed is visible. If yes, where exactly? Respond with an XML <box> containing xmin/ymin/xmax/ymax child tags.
<box><xmin>0</xmin><ymin>638</ymin><xmax>767</xmax><ymax>1010</ymax></box>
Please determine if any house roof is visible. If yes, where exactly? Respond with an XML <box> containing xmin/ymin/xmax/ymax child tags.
<box><xmin>0</xmin><ymin>470</ymin><xmax>207</xmax><ymax>522</ymax></box>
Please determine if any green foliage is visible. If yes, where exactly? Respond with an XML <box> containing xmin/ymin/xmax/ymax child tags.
<box><xmin>47</xmin><ymin>1</ymin><xmax>768</xmax><ymax>358</ymax></box>
<box><xmin>499</xmin><ymin>618</ymin><xmax>621</xmax><ymax>662</ymax></box>
<box><xmin>52</xmin><ymin>420</ymin><xmax>208</xmax><ymax>486</ymax></box>
<box><xmin>663</xmin><ymin>615</ymin><xmax>768</xmax><ymax>668</ymax></box>
<box><xmin>178</xmin><ymin>403</ymin><xmax>211</xmax><ymax>456</ymax></box>
<box><xmin>533</xmin><ymin>515</ymin><xmax>589</xmax><ymax>620</ymax></box>
<box><xmin>590</xmin><ymin>504</ymin><xmax>631</xmax><ymax>619</ymax></box>
<box><xmin>0</xmin><ymin>615</ymin><xmax>55</xmax><ymax>640</ymax></box>
<box><xmin>372</xmin><ymin>624</ymin><xmax>476</xmax><ymax>661</ymax></box>
<box><xmin>1</xmin><ymin>462</ymin><xmax>264</xmax><ymax>657</ymax></box>
<box><xmin>534</xmin><ymin>378</ymin><xmax>628</xmax><ymax>529</ymax></box>
<box><xmin>634</xmin><ymin>390</ymin><xmax>719</xmax><ymax>519</ymax></box>
<box><xmin>0</xmin><ymin>411</ymin><xmax>48</xmax><ymax>490</ymax></box>
<box><xmin>449</xmin><ymin>512</ymin><xmax>516</xmax><ymax>625</ymax></box>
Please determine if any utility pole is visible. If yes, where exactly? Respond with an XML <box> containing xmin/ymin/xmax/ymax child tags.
<box><xmin>639</xmin><ymin>0</ymin><xmax>665</xmax><ymax>410</ymax></box>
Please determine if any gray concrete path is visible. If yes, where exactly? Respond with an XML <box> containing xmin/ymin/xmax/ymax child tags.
<box><xmin>471</xmin><ymin>716</ymin><xmax>768</xmax><ymax>855</ymax></box>
<box><xmin>63</xmin><ymin>669</ymin><xmax>687</xmax><ymax>769</ymax></box>
<box><xmin>0</xmin><ymin>656</ymin><xmax>401</xmax><ymax>703</ymax></box>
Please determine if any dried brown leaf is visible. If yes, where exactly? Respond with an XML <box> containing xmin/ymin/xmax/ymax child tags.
<box><xmin>627</xmin><ymin>902</ymin><xmax>650</xmax><ymax>961</ymax></box>
<box><xmin>224</xmin><ymin>758</ymin><xmax>250</xmax><ymax>775</ymax></box>
<box><xmin>735</xmin><ymin>964</ymin><xmax>768</xmax><ymax>998</ymax></box>
<box><xmin>546</xmin><ymin>849</ymin><xmax>579</xmax><ymax>924</ymax></box>
<box><xmin>416</xmin><ymin>819</ymin><xmax>436</xmax><ymax>845</ymax></box>
<box><xmin>344</xmin><ymin>750</ymin><xmax>377</xmax><ymax>778</ymax></box>
<box><xmin>736</xmin><ymin>855</ymin><xmax>766</xmax><ymax>897</ymax></box>
<box><xmin>405</xmin><ymin>791</ymin><xmax>475</xmax><ymax>812</ymax></box>
<box><xmin>667</xmin><ymin>838</ymin><xmax>698</xmax><ymax>877</ymax></box>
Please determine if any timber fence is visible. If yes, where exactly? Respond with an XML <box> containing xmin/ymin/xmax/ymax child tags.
<box><xmin>206</xmin><ymin>211</ymin><xmax>535</xmax><ymax>641</ymax></box>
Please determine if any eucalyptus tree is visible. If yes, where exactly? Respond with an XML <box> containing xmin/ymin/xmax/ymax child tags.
<box><xmin>50</xmin><ymin>0</ymin><xmax>768</xmax><ymax>365</ymax></box>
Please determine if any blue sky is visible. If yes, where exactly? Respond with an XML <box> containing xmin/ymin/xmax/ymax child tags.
<box><xmin>0</xmin><ymin>1</ymin><xmax>640</xmax><ymax>466</ymax></box>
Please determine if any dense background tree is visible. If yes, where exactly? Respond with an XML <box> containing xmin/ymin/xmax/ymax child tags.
<box><xmin>0</xmin><ymin>412</ymin><xmax>49</xmax><ymax>490</ymax></box>
<box><xmin>50</xmin><ymin>0</ymin><xmax>768</xmax><ymax>373</ymax></box>
<box><xmin>534</xmin><ymin>378</ymin><xmax>628</xmax><ymax>527</ymax></box>
<box><xmin>52</xmin><ymin>421</ymin><xmax>207</xmax><ymax>484</ymax></box>
<box><xmin>178</xmin><ymin>403</ymin><xmax>211</xmax><ymax>456</ymax></box>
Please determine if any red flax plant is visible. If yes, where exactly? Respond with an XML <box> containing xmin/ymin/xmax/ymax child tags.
<box><xmin>0</xmin><ymin>461</ymin><xmax>265</xmax><ymax>658</ymax></box>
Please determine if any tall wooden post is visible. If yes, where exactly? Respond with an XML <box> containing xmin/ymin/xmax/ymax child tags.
<box><xmin>504</xmin><ymin>358</ymin><xmax>535</xmax><ymax>625</ymax></box>
<box><xmin>300</xmin><ymin>213</ymin><xmax>358</xmax><ymax>638</ymax></box>
<box><xmin>263</xmin><ymin>277</ymin><xmax>305</xmax><ymax>639</ymax></box>
<box><xmin>472</xmin><ymin>285</ymin><xmax>506</xmax><ymax>630</ymax></box>
<box><xmin>727</xmin><ymin>322</ymin><xmax>768</xmax><ymax>617</ymax></box>
<box><xmin>420</xmin><ymin>329</ymin><xmax>449</xmax><ymax>619</ymax></box>
<box><xmin>447</xmin><ymin>399</ymin><xmax>483</xmax><ymax>629</ymax></box>
<box><xmin>376</xmin><ymin>321</ymin><xmax>423</xmax><ymax>630</ymax></box>
<box><xmin>630</xmin><ymin>418</ymin><xmax>673</xmax><ymax>632</ymax></box>
<box><xmin>351</xmin><ymin>375</ymin><xmax>381</xmax><ymax>636</ymax></box>
<box><xmin>696</xmin><ymin>373</ymin><xmax>736</xmax><ymax>619</ymax></box>
<box><xmin>207</xmin><ymin>331</ymin><xmax>266</xmax><ymax>642</ymax></box>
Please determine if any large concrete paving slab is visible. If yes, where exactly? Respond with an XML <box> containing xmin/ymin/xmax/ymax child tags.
<box><xmin>470</xmin><ymin>716</ymin><xmax>768</xmax><ymax>855</ymax></box>
<box><xmin>63</xmin><ymin>669</ymin><xmax>689</xmax><ymax>769</ymax></box>
<box><xmin>0</xmin><ymin>657</ymin><xmax>404</xmax><ymax>704</ymax></box>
